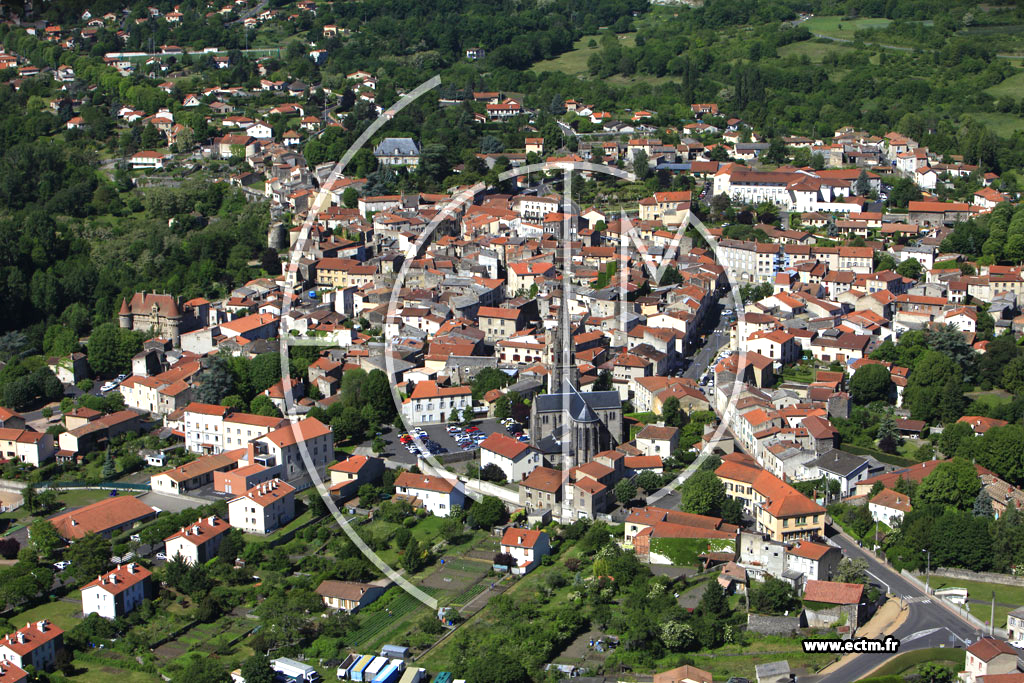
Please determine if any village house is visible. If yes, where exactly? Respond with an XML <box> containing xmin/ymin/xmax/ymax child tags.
<box><xmin>81</xmin><ymin>563</ymin><xmax>153</xmax><ymax>619</ymax></box>
<box><xmin>499</xmin><ymin>528</ymin><xmax>551</xmax><ymax>574</ymax></box>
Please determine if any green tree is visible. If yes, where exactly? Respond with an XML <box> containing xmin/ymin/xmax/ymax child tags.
<box><xmin>661</xmin><ymin>397</ymin><xmax>687</xmax><ymax>428</ymax></box>
<box><xmin>342</xmin><ymin>187</ymin><xmax>358</xmax><ymax>209</ymax></box>
<box><xmin>973</xmin><ymin>489</ymin><xmax>993</xmax><ymax>518</ymax></box>
<box><xmin>29</xmin><ymin>519</ymin><xmax>61</xmax><ymax>558</ymax></box>
<box><xmin>917</xmin><ymin>663</ymin><xmax>954</xmax><ymax>683</ymax></box>
<box><xmin>248</xmin><ymin>394</ymin><xmax>281</xmax><ymax>417</ymax></box>
<box><xmin>240</xmin><ymin>655</ymin><xmax>275</xmax><ymax>683</ymax></box>
<box><xmin>696</xmin><ymin>580</ymin><xmax>729</xmax><ymax>618</ymax></box>
<box><xmin>194</xmin><ymin>356</ymin><xmax>235</xmax><ymax>404</ymax></box>
<box><xmin>679</xmin><ymin>469</ymin><xmax>725</xmax><ymax>517</ymax></box>
<box><xmin>1003</xmin><ymin>356</ymin><xmax>1024</xmax><ymax>395</ymax></box>
<box><xmin>634</xmin><ymin>470</ymin><xmax>661</xmax><ymax>494</ymax></box>
<box><xmin>400</xmin><ymin>536</ymin><xmax>427</xmax><ymax>573</ymax></box>
<box><xmin>849</xmin><ymin>364</ymin><xmax>892</xmax><ymax>405</ymax></box>
<box><xmin>855</xmin><ymin>169</ymin><xmax>871</xmax><ymax>197</ymax></box>
<box><xmin>67</xmin><ymin>533</ymin><xmax>111</xmax><ymax>586</ymax></box>
<box><xmin>834</xmin><ymin>557</ymin><xmax>869</xmax><ymax>584</ymax></box>
<box><xmin>615</xmin><ymin>479</ymin><xmax>637</xmax><ymax>505</ymax></box>
<box><xmin>895</xmin><ymin>258</ymin><xmax>923</xmax><ymax>280</ymax></box>
<box><xmin>87</xmin><ymin>323</ymin><xmax>142</xmax><ymax>376</ymax></box>
<box><xmin>904</xmin><ymin>350</ymin><xmax>964</xmax><ymax>423</ymax></box>
<box><xmin>749</xmin><ymin>575</ymin><xmax>799</xmax><ymax>615</ymax></box>
<box><xmin>917</xmin><ymin>458</ymin><xmax>982</xmax><ymax>511</ymax></box>
<box><xmin>467</xmin><ymin>496</ymin><xmax>506</xmax><ymax>529</ymax></box>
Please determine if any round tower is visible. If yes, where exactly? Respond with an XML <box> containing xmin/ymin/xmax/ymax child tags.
<box><xmin>118</xmin><ymin>298</ymin><xmax>132</xmax><ymax>330</ymax></box>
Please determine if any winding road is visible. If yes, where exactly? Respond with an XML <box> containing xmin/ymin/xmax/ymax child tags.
<box><xmin>803</xmin><ymin>527</ymin><xmax>987</xmax><ymax>682</ymax></box>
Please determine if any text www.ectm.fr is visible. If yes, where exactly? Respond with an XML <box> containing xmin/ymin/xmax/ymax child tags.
<box><xmin>802</xmin><ymin>637</ymin><xmax>901</xmax><ymax>654</ymax></box>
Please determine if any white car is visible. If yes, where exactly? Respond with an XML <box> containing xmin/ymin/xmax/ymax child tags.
<box><xmin>53</xmin><ymin>561</ymin><xmax>70</xmax><ymax>571</ymax></box>
<box><xmin>155</xmin><ymin>552</ymin><xmax>167</xmax><ymax>560</ymax></box>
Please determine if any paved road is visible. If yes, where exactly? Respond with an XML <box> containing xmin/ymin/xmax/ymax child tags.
<box><xmin>806</xmin><ymin>526</ymin><xmax>984</xmax><ymax>683</ymax></box>
<box><xmin>683</xmin><ymin>299</ymin><xmax>734</xmax><ymax>383</ymax></box>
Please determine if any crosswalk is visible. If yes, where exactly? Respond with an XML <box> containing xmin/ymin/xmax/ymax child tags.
<box><xmin>900</xmin><ymin>595</ymin><xmax>932</xmax><ymax>603</ymax></box>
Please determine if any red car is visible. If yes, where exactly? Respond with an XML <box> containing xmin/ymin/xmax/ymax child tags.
<box><xmin>465</xmin><ymin>426</ymin><xmax>480</xmax><ymax>433</ymax></box>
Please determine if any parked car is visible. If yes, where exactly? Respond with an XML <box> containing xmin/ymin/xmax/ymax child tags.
<box><xmin>155</xmin><ymin>552</ymin><xmax>167</xmax><ymax>560</ymax></box>
<box><xmin>53</xmin><ymin>561</ymin><xmax>71</xmax><ymax>571</ymax></box>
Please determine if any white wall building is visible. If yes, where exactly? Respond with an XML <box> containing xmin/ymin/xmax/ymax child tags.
<box><xmin>227</xmin><ymin>479</ymin><xmax>296</xmax><ymax>535</ymax></box>
<box><xmin>81</xmin><ymin>563</ymin><xmax>152</xmax><ymax>619</ymax></box>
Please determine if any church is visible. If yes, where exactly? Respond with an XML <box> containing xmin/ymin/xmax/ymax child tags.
<box><xmin>529</xmin><ymin>323</ymin><xmax>623</xmax><ymax>469</ymax></box>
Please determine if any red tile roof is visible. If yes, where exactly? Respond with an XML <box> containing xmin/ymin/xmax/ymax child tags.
<box><xmin>803</xmin><ymin>579</ymin><xmax>864</xmax><ymax>605</ymax></box>
<box><xmin>50</xmin><ymin>496</ymin><xmax>155</xmax><ymax>540</ymax></box>
<box><xmin>81</xmin><ymin>562</ymin><xmax>152</xmax><ymax>595</ymax></box>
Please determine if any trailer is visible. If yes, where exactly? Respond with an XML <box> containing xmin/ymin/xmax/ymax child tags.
<box><xmin>380</xmin><ymin>645</ymin><xmax>409</xmax><ymax>660</ymax></box>
<box><xmin>357</xmin><ymin>657</ymin><xmax>387</xmax><ymax>682</ymax></box>
<box><xmin>431</xmin><ymin>674</ymin><xmax>454</xmax><ymax>683</ymax></box>
<box><xmin>337</xmin><ymin>654</ymin><xmax>364</xmax><ymax>680</ymax></box>
<box><xmin>371</xmin><ymin>659</ymin><xmax>404</xmax><ymax>683</ymax></box>
<box><xmin>397</xmin><ymin>668</ymin><xmax>426</xmax><ymax>683</ymax></box>
<box><xmin>348</xmin><ymin>654</ymin><xmax>375</xmax><ymax>681</ymax></box>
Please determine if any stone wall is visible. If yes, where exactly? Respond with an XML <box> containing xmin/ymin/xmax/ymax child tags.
<box><xmin>746</xmin><ymin>613</ymin><xmax>801</xmax><ymax>636</ymax></box>
<box><xmin>929</xmin><ymin>567</ymin><xmax>1024</xmax><ymax>588</ymax></box>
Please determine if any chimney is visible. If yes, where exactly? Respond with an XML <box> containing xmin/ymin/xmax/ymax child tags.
<box><xmin>71</xmin><ymin>519</ymin><xmax>78</xmax><ymax>526</ymax></box>
<box><xmin>208</xmin><ymin>516</ymin><xmax>216</xmax><ymax>525</ymax></box>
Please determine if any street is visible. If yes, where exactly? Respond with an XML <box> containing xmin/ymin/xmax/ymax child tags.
<box><xmin>683</xmin><ymin>299</ymin><xmax>734</xmax><ymax>382</ymax></box>
<box><xmin>805</xmin><ymin>526</ymin><xmax>984</xmax><ymax>683</ymax></box>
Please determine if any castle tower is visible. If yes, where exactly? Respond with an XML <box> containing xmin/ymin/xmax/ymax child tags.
<box><xmin>118</xmin><ymin>298</ymin><xmax>131</xmax><ymax>330</ymax></box>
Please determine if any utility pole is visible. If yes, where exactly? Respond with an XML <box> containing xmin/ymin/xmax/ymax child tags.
<box><xmin>992</xmin><ymin>591</ymin><xmax>996</xmax><ymax>636</ymax></box>
<box><xmin>923</xmin><ymin>548</ymin><xmax>931</xmax><ymax>594</ymax></box>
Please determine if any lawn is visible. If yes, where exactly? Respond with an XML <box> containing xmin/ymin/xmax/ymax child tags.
<box><xmin>985</xmin><ymin>71</ymin><xmax>1024</xmax><ymax>99</ymax></box>
<box><xmin>10</xmin><ymin>591</ymin><xmax>83</xmax><ymax>631</ymax></box>
<box><xmin>867</xmin><ymin>646</ymin><xmax>964</xmax><ymax>677</ymax></box>
<box><xmin>919</xmin><ymin>575</ymin><xmax>1024</xmax><ymax>629</ymax></box>
<box><xmin>802</xmin><ymin>16</ymin><xmax>894</xmax><ymax>40</ymax></box>
<box><xmin>243</xmin><ymin>509</ymin><xmax>314</xmax><ymax>544</ymax></box>
<box><xmin>966</xmin><ymin>389</ymin><xmax>1013</xmax><ymax>412</ymax></box>
<box><xmin>68</xmin><ymin>657</ymin><xmax>161</xmax><ymax>683</ymax></box>
<box><xmin>777</xmin><ymin>40</ymin><xmax>859</xmax><ymax>63</ymax></box>
<box><xmin>967</xmin><ymin>112</ymin><xmax>1024</xmax><ymax>137</ymax></box>
<box><xmin>532</xmin><ymin>33</ymin><xmax>637</xmax><ymax>78</ymax></box>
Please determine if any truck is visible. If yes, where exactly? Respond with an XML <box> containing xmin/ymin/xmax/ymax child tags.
<box><xmin>271</xmin><ymin>657</ymin><xmax>322</xmax><ymax>683</ymax></box>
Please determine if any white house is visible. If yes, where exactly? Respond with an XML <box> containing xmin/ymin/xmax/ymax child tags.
<box><xmin>401</xmin><ymin>381</ymin><xmax>473</xmax><ymax>425</ymax></box>
<box><xmin>81</xmin><ymin>563</ymin><xmax>152</xmax><ymax>619</ymax></box>
<box><xmin>393</xmin><ymin>472</ymin><xmax>465</xmax><ymax>517</ymax></box>
<box><xmin>784</xmin><ymin>541</ymin><xmax>841</xmax><ymax>585</ymax></box>
<box><xmin>868</xmin><ymin>488</ymin><xmax>912</xmax><ymax>529</ymax></box>
<box><xmin>0</xmin><ymin>621</ymin><xmax>63</xmax><ymax>672</ymax></box>
<box><xmin>499</xmin><ymin>528</ymin><xmax>550</xmax><ymax>574</ymax></box>
<box><xmin>247</xmin><ymin>122</ymin><xmax>273</xmax><ymax>139</ymax></box>
<box><xmin>479</xmin><ymin>433</ymin><xmax>540</xmax><ymax>483</ymax></box>
<box><xmin>129</xmin><ymin>150</ymin><xmax>168</xmax><ymax>170</ymax></box>
<box><xmin>634</xmin><ymin>425</ymin><xmax>679</xmax><ymax>460</ymax></box>
<box><xmin>0</xmin><ymin>429</ymin><xmax>55</xmax><ymax>467</ymax></box>
<box><xmin>247</xmin><ymin>417</ymin><xmax>332</xmax><ymax>482</ymax></box>
<box><xmin>164</xmin><ymin>515</ymin><xmax>231</xmax><ymax>565</ymax></box>
<box><xmin>959</xmin><ymin>638</ymin><xmax>1019</xmax><ymax>683</ymax></box>
<box><xmin>227</xmin><ymin>479</ymin><xmax>295</xmax><ymax>535</ymax></box>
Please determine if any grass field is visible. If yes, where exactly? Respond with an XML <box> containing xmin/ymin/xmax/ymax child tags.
<box><xmin>920</xmin><ymin>575</ymin><xmax>1024</xmax><ymax>629</ymax></box>
<box><xmin>867</xmin><ymin>646</ymin><xmax>965</xmax><ymax>677</ymax></box>
<box><xmin>985</xmin><ymin>71</ymin><xmax>1024</xmax><ymax>99</ymax></box>
<box><xmin>802</xmin><ymin>16</ymin><xmax>893</xmax><ymax>40</ymax></box>
<box><xmin>69</xmin><ymin>656</ymin><xmax>160</xmax><ymax>683</ymax></box>
<box><xmin>532</xmin><ymin>33</ymin><xmax>637</xmax><ymax>77</ymax></box>
<box><xmin>967</xmin><ymin>389</ymin><xmax>1014</xmax><ymax>412</ymax></box>
<box><xmin>778</xmin><ymin>40</ymin><xmax>859</xmax><ymax>62</ymax></box>
<box><xmin>11</xmin><ymin>591</ymin><xmax>83</xmax><ymax>631</ymax></box>
<box><xmin>967</xmin><ymin>112</ymin><xmax>1024</xmax><ymax>137</ymax></box>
